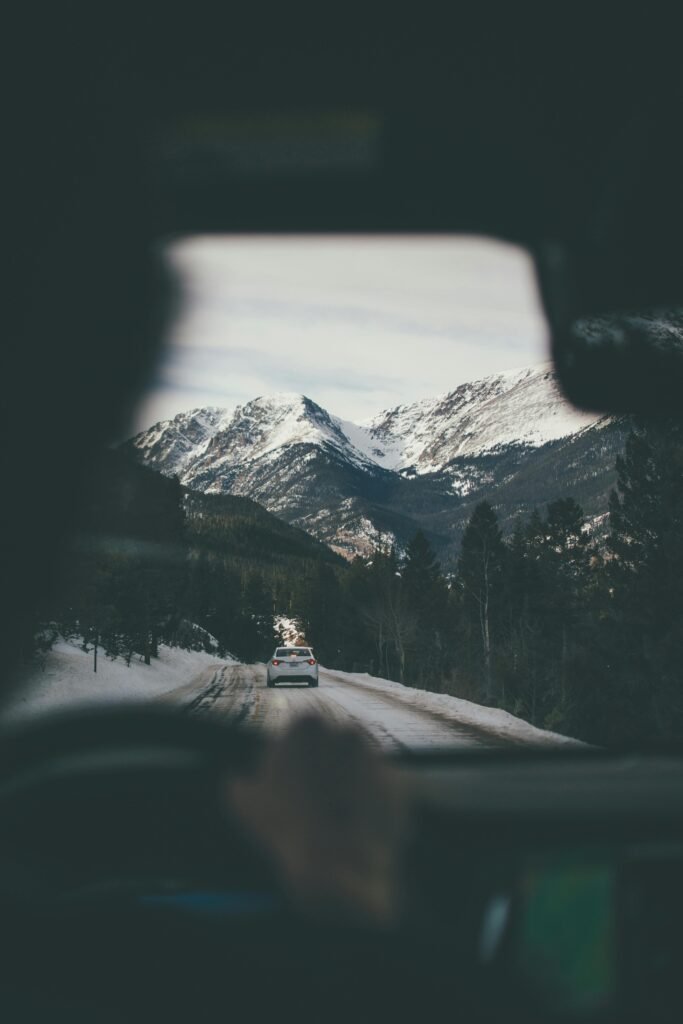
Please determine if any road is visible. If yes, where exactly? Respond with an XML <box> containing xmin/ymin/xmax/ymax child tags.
<box><xmin>164</xmin><ymin>662</ymin><xmax>501</xmax><ymax>751</ymax></box>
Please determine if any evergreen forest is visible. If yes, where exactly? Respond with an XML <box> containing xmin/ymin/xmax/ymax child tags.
<box><xmin>35</xmin><ymin>422</ymin><xmax>683</xmax><ymax>748</ymax></box>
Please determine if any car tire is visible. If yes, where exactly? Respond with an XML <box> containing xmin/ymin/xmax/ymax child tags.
<box><xmin>309</xmin><ymin>679</ymin><xmax>318</xmax><ymax>688</ymax></box>
<box><xmin>267</xmin><ymin>679</ymin><xmax>275</xmax><ymax>688</ymax></box>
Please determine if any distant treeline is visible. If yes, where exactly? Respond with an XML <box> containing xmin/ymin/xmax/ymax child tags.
<box><xmin>37</xmin><ymin>422</ymin><xmax>683</xmax><ymax>747</ymax></box>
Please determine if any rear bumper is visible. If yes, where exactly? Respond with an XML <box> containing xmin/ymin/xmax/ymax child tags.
<box><xmin>269</xmin><ymin>673</ymin><xmax>318</xmax><ymax>684</ymax></box>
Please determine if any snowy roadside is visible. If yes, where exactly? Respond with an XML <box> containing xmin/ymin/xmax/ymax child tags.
<box><xmin>323</xmin><ymin>669</ymin><xmax>587</xmax><ymax>748</ymax></box>
<box><xmin>1</xmin><ymin>638</ymin><xmax>232</xmax><ymax>723</ymax></box>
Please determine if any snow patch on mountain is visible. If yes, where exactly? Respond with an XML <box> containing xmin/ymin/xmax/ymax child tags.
<box><xmin>128</xmin><ymin>363</ymin><xmax>619</xmax><ymax>561</ymax></box>
<box><xmin>132</xmin><ymin>366</ymin><xmax>600</xmax><ymax>488</ymax></box>
<box><xmin>361</xmin><ymin>364</ymin><xmax>601</xmax><ymax>475</ymax></box>
<box><xmin>131</xmin><ymin>406</ymin><xmax>234</xmax><ymax>478</ymax></box>
<box><xmin>134</xmin><ymin>393</ymin><xmax>380</xmax><ymax>489</ymax></box>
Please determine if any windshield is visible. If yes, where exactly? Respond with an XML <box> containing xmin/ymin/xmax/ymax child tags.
<box><xmin>7</xmin><ymin>236</ymin><xmax>678</xmax><ymax>751</ymax></box>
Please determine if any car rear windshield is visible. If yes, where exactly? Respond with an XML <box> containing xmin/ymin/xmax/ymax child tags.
<box><xmin>276</xmin><ymin>648</ymin><xmax>311</xmax><ymax>657</ymax></box>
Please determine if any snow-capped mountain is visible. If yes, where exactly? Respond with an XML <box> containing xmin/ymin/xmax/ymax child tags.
<box><xmin>135</xmin><ymin>393</ymin><xmax>377</xmax><ymax>489</ymax></box>
<box><xmin>132</xmin><ymin>394</ymin><xmax>392</xmax><ymax>545</ymax></box>
<box><xmin>358</xmin><ymin>365</ymin><xmax>598</xmax><ymax>477</ymax></box>
<box><xmin>128</xmin><ymin>365</ymin><xmax>627</xmax><ymax>561</ymax></box>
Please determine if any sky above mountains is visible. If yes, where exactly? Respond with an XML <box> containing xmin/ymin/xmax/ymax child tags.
<box><xmin>132</xmin><ymin>235</ymin><xmax>549</xmax><ymax>434</ymax></box>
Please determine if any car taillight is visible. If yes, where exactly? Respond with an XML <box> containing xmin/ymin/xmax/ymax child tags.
<box><xmin>308</xmin><ymin>659</ymin><xmax>316</xmax><ymax>665</ymax></box>
<box><xmin>272</xmin><ymin>659</ymin><xmax>280</xmax><ymax>666</ymax></box>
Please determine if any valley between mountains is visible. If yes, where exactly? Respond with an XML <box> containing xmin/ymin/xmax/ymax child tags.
<box><xmin>129</xmin><ymin>363</ymin><xmax>627</xmax><ymax>563</ymax></box>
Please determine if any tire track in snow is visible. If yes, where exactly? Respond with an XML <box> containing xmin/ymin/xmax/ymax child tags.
<box><xmin>172</xmin><ymin>663</ymin><xmax>500</xmax><ymax>751</ymax></box>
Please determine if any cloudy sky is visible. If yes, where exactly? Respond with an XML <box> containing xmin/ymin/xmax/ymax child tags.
<box><xmin>132</xmin><ymin>235</ymin><xmax>549</xmax><ymax>433</ymax></box>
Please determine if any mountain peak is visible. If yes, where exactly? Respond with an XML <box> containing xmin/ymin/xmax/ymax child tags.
<box><xmin>363</xmin><ymin>361</ymin><xmax>596</xmax><ymax>473</ymax></box>
<box><xmin>128</xmin><ymin>362</ymin><xmax>616</xmax><ymax>560</ymax></box>
<box><xmin>242</xmin><ymin>392</ymin><xmax>311</xmax><ymax>412</ymax></box>
<box><xmin>225</xmin><ymin>392</ymin><xmax>353</xmax><ymax>462</ymax></box>
<box><xmin>130</xmin><ymin>362</ymin><xmax>600</xmax><ymax>486</ymax></box>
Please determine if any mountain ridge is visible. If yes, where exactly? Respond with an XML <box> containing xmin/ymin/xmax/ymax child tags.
<box><xmin>128</xmin><ymin>364</ymin><xmax>627</xmax><ymax>562</ymax></box>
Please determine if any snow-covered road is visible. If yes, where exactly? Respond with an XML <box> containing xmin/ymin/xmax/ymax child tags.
<box><xmin>5</xmin><ymin>642</ymin><xmax>580</xmax><ymax>749</ymax></box>
<box><xmin>164</xmin><ymin>663</ymin><xmax>503</xmax><ymax>750</ymax></box>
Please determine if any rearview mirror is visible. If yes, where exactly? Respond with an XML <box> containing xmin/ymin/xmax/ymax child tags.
<box><xmin>554</xmin><ymin>305</ymin><xmax>683</xmax><ymax>415</ymax></box>
<box><xmin>535</xmin><ymin>243</ymin><xmax>683</xmax><ymax>416</ymax></box>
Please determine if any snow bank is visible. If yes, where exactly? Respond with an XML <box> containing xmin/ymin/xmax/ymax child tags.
<box><xmin>2</xmin><ymin>638</ymin><xmax>231</xmax><ymax>723</ymax></box>
<box><xmin>324</xmin><ymin>669</ymin><xmax>587</xmax><ymax>748</ymax></box>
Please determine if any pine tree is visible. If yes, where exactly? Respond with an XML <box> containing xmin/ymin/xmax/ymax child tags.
<box><xmin>358</xmin><ymin>547</ymin><xmax>415</xmax><ymax>682</ymax></box>
<box><xmin>338</xmin><ymin>557</ymin><xmax>376</xmax><ymax>672</ymax></box>
<box><xmin>242</xmin><ymin>571</ymin><xmax>275</xmax><ymax>661</ymax></box>
<box><xmin>403</xmin><ymin>531</ymin><xmax>441</xmax><ymax>611</ymax></box>
<box><xmin>539</xmin><ymin>499</ymin><xmax>591</xmax><ymax>722</ymax></box>
<box><xmin>606</xmin><ymin>421</ymin><xmax>683</xmax><ymax>741</ymax></box>
<box><xmin>403</xmin><ymin>531</ymin><xmax>450</xmax><ymax>689</ymax></box>
<box><xmin>456</xmin><ymin>502</ymin><xmax>506</xmax><ymax>701</ymax></box>
<box><xmin>292</xmin><ymin>561</ymin><xmax>342</xmax><ymax>663</ymax></box>
<box><xmin>498</xmin><ymin>518</ymin><xmax>541</xmax><ymax>719</ymax></box>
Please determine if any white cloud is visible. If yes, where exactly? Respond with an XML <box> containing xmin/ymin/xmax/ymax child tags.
<box><xmin>132</xmin><ymin>235</ymin><xmax>549</xmax><ymax>432</ymax></box>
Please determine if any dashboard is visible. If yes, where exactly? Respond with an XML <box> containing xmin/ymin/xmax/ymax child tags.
<box><xmin>404</xmin><ymin>751</ymin><xmax>683</xmax><ymax>1020</ymax></box>
<box><xmin>0</xmin><ymin>713</ymin><xmax>682</xmax><ymax>1021</ymax></box>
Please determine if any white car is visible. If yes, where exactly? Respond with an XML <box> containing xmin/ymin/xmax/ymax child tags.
<box><xmin>266</xmin><ymin>647</ymin><xmax>319</xmax><ymax>688</ymax></box>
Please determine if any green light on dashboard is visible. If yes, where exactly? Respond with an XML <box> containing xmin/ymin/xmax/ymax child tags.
<box><xmin>517</xmin><ymin>854</ymin><xmax>615</xmax><ymax>1014</ymax></box>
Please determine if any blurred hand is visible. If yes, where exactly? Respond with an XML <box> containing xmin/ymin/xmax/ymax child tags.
<box><xmin>227</xmin><ymin>717</ymin><xmax>406</xmax><ymax>926</ymax></box>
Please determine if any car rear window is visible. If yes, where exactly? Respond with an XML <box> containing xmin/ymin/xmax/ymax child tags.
<box><xmin>276</xmin><ymin>648</ymin><xmax>311</xmax><ymax>657</ymax></box>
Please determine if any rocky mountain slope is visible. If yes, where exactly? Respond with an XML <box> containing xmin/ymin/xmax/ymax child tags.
<box><xmin>128</xmin><ymin>364</ymin><xmax>628</xmax><ymax>562</ymax></box>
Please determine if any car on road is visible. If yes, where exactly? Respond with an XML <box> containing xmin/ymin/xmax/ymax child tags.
<box><xmin>267</xmin><ymin>647</ymin><xmax>319</xmax><ymax>688</ymax></box>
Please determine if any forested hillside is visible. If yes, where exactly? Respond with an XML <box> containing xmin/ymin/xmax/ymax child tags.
<box><xmin>41</xmin><ymin>449</ymin><xmax>342</xmax><ymax>666</ymax></box>
<box><xmin>36</xmin><ymin>421</ymin><xmax>683</xmax><ymax>748</ymax></box>
<box><xmin>317</xmin><ymin>419</ymin><xmax>683</xmax><ymax>747</ymax></box>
